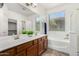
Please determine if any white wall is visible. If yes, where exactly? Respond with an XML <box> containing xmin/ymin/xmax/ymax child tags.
<box><xmin>73</xmin><ymin>10</ymin><xmax>79</xmax><ymax>55</ymax></box>
<box><xmin>0</xmin><ymin>4</ymin><xmax>8</xmax><ymax>36</ymax></box>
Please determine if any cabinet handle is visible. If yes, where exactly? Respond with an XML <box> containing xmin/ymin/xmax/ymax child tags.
<box><xmin>0</xmin><ymin>52</ymin><xmax>10</xmax><ymax>56</ymax></box>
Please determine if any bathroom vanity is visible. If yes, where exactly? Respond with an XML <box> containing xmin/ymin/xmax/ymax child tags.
<box><xmin>0</xmin><ymin>35</ymin><xmax>48</xmax><ymax>56</ymax></box>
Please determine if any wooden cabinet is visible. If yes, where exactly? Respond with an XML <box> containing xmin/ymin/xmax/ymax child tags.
<box><xmin>16</xmin><ymin>50</ymin><xmax>26</xmax><ymax>56</ymax></box>
<box><xmin>34</xmin><ymin>39</ymin><xmax>38</xmax><ymax>44</ymax></box>
<box><xmin>16</xmin><ymin>41</ymin><xmax>33</xmax><ymax>53</ymax></box>
<box><xmin>0</xmin><ymin>48</ymin><xmax>16</xmax><ymax>56</ymax></box>
<box><xmin>16</xmin><ymin>43</ymin><xmax>27</xmax><ymax>53</ymax></box>
<box><xmin>27</xmin><ymin>44</ymin><xmax>37</xmax><ymax>56</ymax></box>
<box><xmin>16</xmin><ymin>41</ymin><xmax>33</xmax><ymax>56</ymax></box>
<box><xmin>37</xmin><ymin>36</ymin><xmax>48</xmax><ymax>55</ymax></box>
<box><xmin>0</xmin><ymin>35</ymin><xmax>48</xmax><ymax>56</ymax></box>
<box><xmin>43</xmin><ymin>36</ymin><xmax>48</xmax><ymax>50</ymax></box>
<box><xmin>16</xmin><ymin>44</ymin><xmax>27</xmax><ymax>56</ymax></box>
<box><xmin>38</xmin><ymin>38</ymin><xmax>44</xmax><ymax>55</ymax></box>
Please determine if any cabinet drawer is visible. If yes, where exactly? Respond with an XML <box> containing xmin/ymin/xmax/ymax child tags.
<box><xmin>17</xmin><ymin>41</ymin><xmax>33</xmax><ymax>52</ymax></box>
<box><xmin>0</xmin><ymin>48</ymin><xmax>16</xmax><ymax>56</ymax></box>
<box><xmin>34</xmin><ymin>39</ymin><xmax>38</xmax><ymax>44</ymax></box>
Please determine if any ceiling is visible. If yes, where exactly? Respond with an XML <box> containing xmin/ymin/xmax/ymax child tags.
<box><xmin>38</xmin><ymin>3</ymin><xmax>64</xmax><ymax>10</ymax></box>
<box><xmin>6</xmin><ymin>3</ymin><xmax>36</xmax><ymax>16</ymax></box>
<box><xmin>6</xmin><ymin>3</ymin><xmax>64</xmax><ymax>16</ymax></box>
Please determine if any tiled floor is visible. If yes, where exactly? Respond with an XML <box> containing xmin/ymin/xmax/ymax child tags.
<box><xmin>42</xmin><ymin>48</ymin><xmax>69</xmax><ymax>56</ymax></box>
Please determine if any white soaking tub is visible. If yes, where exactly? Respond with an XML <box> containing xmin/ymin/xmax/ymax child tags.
<box><xmin>48</xmin><ymin>37</ymin><xmax>70</xmax><ymax>54</ymax></box>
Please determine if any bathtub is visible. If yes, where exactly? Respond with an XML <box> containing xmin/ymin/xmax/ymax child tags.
<box><xmin>48</xmin><ymin>37</ymin><xmax>70</xmax><ymax>54</ymax></box>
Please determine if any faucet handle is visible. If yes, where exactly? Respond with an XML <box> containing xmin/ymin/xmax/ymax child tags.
<box><xmin>66</xmin><ymin>34</ymin><xmax>69</xmax><ymax>36</ymax></box>
<box><xmin>64</xmin><ymin>34</ymin><xmax>69</xmax><ymax>39</ymax></box>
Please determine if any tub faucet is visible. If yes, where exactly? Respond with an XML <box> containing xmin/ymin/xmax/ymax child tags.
<box><xmin>64</xmin><ymin>34</ymin><xmax>69</xmax><ymax>40</ymax></box>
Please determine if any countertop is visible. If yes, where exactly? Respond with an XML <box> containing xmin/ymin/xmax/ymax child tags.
<box><xmin>0</xmin><ymin>34</ymin><xmax>47</xmax><ymax>52</ymax></box>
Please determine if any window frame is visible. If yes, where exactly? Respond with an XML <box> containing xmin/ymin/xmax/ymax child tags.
<box><xmin>35</xmin><ymin>16</ymin><xmax>41</xmax><ymax>32</ymax></box>
<box><xmin>48</xmin><ymin>11</ymin><xmax>66</xmax><ymax>32</ymax></box>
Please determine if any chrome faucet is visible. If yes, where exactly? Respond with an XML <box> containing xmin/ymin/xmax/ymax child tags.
<box><xmin>64</xmin><ymin>34</ymin><xmax>69</xmax><ymax>39</ymax></box>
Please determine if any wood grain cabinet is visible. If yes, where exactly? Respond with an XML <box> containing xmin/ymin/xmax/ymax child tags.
<box><xmin>16</xmin><ymin>41</ymin><xmax>33</xmax><ymax>56</ymax></box>
<box><xmin>0</xmin><ymin>35</ymin><xmax>48</xmax><ymax>56</ymax></box>
<box><xmin>37</xmin><ymin>36</ymin><xmax>48</xmax><ymax>55</ymax></box>
<box><xmin>0</xmin><ymin>48</ymin><xmax>16</xmax><ymax>56</ymax></box>
<box><xmin>27</xmin><ymin>44</ymin><xmax>37</xmax><ymax>56</ymax></box>
<box><xmin>38</xmin><ymin>38</ymin><xmax>44</xmax><ymax>55</ymax></box>
<box><xmin>16</xmin><ymin>50</ymin><xmax>26</xmax><ymax>56</ymax></box>
<box><xmin>43</xmin><ymin>36</ymin><xmax>48</xmax><ymax>50</ymax></box>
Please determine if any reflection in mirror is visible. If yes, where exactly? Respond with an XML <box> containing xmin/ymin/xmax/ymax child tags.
<box><xmin>0</xmin><ymin>3</ymin><xmax>41</xmax><ymax>36</ymax></box>
<box><xmin>8</xmin><ymin>19</ymin><xmax>17</xmax><ymax>36</ymax></box>
<box><xmin>35</xmin><ymin>16</ymin><xmax>40</xmax><ymax>31</ymax></box>
<box><xmin>22</xmin><ymin>20</ymin><xmax>26</xmax><ymax>30</ymax></box>
<box><xmin>35</xmin><ymin>16</ymin><xmax>45</xmax><ymax>35</ymax></box>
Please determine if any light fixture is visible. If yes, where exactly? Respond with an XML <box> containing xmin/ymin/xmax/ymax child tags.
<box><xmin>31</xmin><ymin>3</ymin><xmax>37</xmax><ymax>7</ymax></box>
<box><xmin>25</xmin><ymin>3</ymin><xmax>37</xmax><ymax>8</ymax></box>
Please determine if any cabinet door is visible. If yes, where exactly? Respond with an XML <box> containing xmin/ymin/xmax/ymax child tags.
<box><xmin>38</xmin><ymin>39</ymin><xmax>44</xmax><ymax>55</ymax></box>
<box><xmin>44</xmin><ymin>39</ymin><xmax>48</xmax><ymax>50</ymax></box>
<box><xmin>16</xmin><ymin>50</ymin><xmax>26</xmax><ymax>56</ymax></box>
<box><xmin>0</xmin><ymin>48</ymin><xmax>16</xmax><ymax>56</ymax></box>
<box><xmin>27</xmin><ymin>44</ymin><xmax>37</xmax><ymax>56</ymax></box>
<box><xmin>17</xmin><ymin>41</ymin><xmax>33</xmax><ymax>53</ymax></box>
<box><xmin>43</xmin><ymin>36</ymin><xmax>48</xmax><ymax>50</ymax></box>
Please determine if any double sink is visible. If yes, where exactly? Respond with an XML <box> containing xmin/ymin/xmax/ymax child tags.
<box><xmin>0</xmin><ymin>34</ymin><xmax>46</xmax><ymax>51</ymax></box>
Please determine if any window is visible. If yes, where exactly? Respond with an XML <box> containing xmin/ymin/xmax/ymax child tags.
<box><xmin>49</xmin><ymin>11</ymin><xmax>65</xmax><ymax>31</ymax></box>
<box><xmin>35</xmin><ymin>16</ymin><xmax>44</xmax><ymax>32</ymax></box>
<box><xmin>22</xmin><ymin>20</ymin><xmax>26</xmax><ymax>30</ymax></box>
<box><xmin>36</xmin><ymin>17</ymin><xmax>40</xmax><ymax>31</ymax></box>
<box><xmin>8</xmin><ymin>19</ymin><xmax>17</xmax><ymax>35</ymax></box>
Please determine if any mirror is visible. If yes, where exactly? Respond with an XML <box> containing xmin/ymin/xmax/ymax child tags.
<box><xmin>0</xmin><ymin>3</ymin><xmax>43</xmax><ymax>36</ymax></box>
